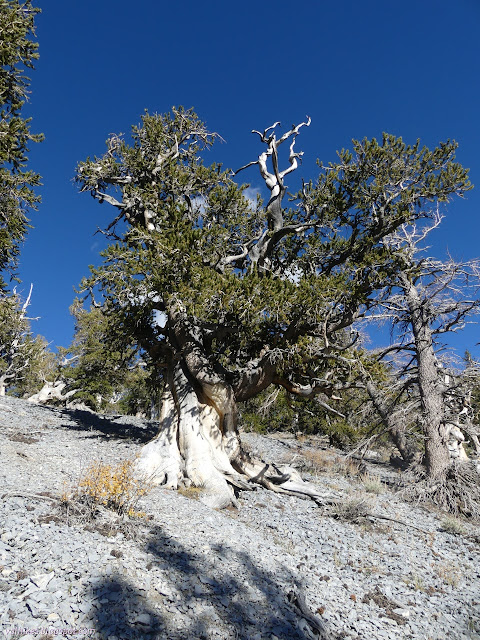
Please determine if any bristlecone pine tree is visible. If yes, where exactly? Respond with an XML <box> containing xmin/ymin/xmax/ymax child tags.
<box><xmin>75</xmin><ymin>108</ymin><xmax>470</xmax><ymax>508</ymax></box>
<box><xmin>359</xmin><ymin>218</ymin><xmax>480</xmax><ymax>516</ymax></box>
<box><xmin>0</xmin><ymin>0</ymin><xmax>43</xmax><ymax>289</ymax></box>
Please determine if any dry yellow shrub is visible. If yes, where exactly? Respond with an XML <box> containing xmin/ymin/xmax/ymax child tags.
<box><xmin>74</xmin><ymin>459</ymin><xmax>152</xmax><ymax>515</ymax></box>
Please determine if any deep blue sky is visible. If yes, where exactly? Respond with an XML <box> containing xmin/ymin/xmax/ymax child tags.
<box><xmin>17</xmin><ymin>0</ymin><xmax>480</xmax><ymax>357</ymax></box>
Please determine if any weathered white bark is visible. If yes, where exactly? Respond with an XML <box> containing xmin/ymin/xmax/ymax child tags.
<box><xmin>451</xmin><ymin>392</ymin><xmax>480</xmax><ymax>457</ymax></box>
<box><xmin>135</xmin><ymin>359</ymin><xmax>331</xmax><ymax>509</ymax></box>
<box><xmin>227</xmin><ymin>118</ymin><xmax>313</xmax><ymax>273</ymax></box>
<box><xmin>136</xmin><ymin>362</ymin><xmax>250</xmax><ymax>508</ymax></box>
<box><xmin>233</xmin><ymin>452</ymin><xmax>330</xmax><ymax>501</ymax></box>
<box><xmin>0</xmin><ymin>285</ymin><xmax>37</xmax><ymax>395</ymax></box>
<box><xmin>446</xmin><ymin>423</ymin><xmax>469</xmax><ymax>461</ymax></box>
<box><xmin>134</xmin><ymin>382</ymin><xmax>181</xmax><ymax>489</ymax></box>
<box><xmin>27</xmin><ymin>380</ymin><xmax>76</xmax><ymax>405</ymax></box>
<box><xmin>464</xmin><ymin>426</ymin><xmax>480</xmax><ymax>457</ymax></box>
<box><xmin>174</xmin><ymin>363</ymin><xmax>237</xmax><ymax>508</ymax></box>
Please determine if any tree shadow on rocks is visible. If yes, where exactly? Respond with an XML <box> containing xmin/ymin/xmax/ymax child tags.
<box><xmin>88</xmin><ymin>575</ymin><xmax>164</xmax><ymax>639</ymax></box>
<box><xmin>58</xmin><ymin>407</ymin><xmax>158</xmax><ymax>443</ymax></box>
<box><xmin>143</xmin><ymin>523</ymin><xmax>318</xmax><ymax>640</ymax></box>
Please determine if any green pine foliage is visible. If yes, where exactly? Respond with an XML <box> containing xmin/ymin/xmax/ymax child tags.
<box><xmin>0</xmin><ymin>0</ymin><xmax>43</xmax><ymax>288</ymax></box>
<box><xmin>240</xmin><ymin>389</ymin><xmax>364</xmax><ymax>447</ymax></box>
<box><xmin>115</xmin><ymin>366</ymin><xmax>159</xmax><ymax>417</ymax></box>
<box><xmin>75</xmin><ymin>108</ymin><xmax>471</xmax><ymax>423</ymax></box>
<box><xmin>7</xmin><ymin>333</ymin><xmax>55</xmax><ymax>397</ymax></box>
<box><xmin>61</xmin><ymin>301</ymin><xmax>157</xmax><ymax>414</ymax></box>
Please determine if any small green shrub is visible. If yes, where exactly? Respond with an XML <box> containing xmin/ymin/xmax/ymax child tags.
<box><xmin>440</xmin><ymin>515</ymin><xmax>466</xmax><ymax>536</ymax></box>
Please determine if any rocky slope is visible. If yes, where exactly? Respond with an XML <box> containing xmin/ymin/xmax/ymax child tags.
<box><xmin>0</xmin><ymin>395</ymin><xmax>479</xmax><ymax>640</ymax></box>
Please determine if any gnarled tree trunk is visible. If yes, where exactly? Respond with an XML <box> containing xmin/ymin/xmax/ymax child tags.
<box><xmin>134</xmin><ymin>354</ymin><xmax>329</xmax><ymax>509</ymax></box>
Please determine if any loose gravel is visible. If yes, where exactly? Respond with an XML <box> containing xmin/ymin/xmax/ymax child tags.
<box><xmin>0</xmin><ymin>395</ymin><xmax>479</xmax><ymax>640</ymax></box>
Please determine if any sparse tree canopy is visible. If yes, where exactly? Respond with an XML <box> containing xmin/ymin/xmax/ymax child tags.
<box><xmin>75</xmin><ymin>107</ymin><xmax>471</xmax><ymax>508</ymax></box>
<box><xmin>0</xmin><ymin>0</ymin><xmax>43</xmax><ymax>288</ymax></box>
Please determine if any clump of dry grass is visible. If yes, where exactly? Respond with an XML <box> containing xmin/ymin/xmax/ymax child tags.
<box><xmin>361</xmin><ymin>473</ymin><xmax>385</xmax><ymax>494</ymax></box>
<box><xmin>302</xmin><ymin>449</ymin><xmax>362</xmax><ymax>477</ymax></box>
<box><xmin>8</xmin><ymin>433</ymin><xmax>39</xmax><ymax>444</ymax></box>
<box><xmin>299</xmin><ymin>449</ymin><xmax>334</xmax><ymax>474</ymax></box>
<box><xmin>434</xmin><ymin>561</ymin><xmax>463</xmax><ymax>587</ymax></box>
<box><xmin>440</xmin><ymin>515</ymin><xmax>467</xmax><ymax>535</ymax></box>
<box><xmin>177</xmin><ymin>485</ymin><xmax>204</xmax><ymax>500</ymax></box>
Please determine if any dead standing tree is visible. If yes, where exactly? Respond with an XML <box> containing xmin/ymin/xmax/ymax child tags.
<box><xmin>365</xmin><ymin>218</ymin><xmax>480</xmax><ymax>514</ymax></box>
<box><xmin>75</xmin><ymin>110</ymin><xmax>471</xmax><ymax>508</ymax></box>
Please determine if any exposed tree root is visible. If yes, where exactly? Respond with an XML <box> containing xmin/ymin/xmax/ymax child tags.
<box><xmin>329</xmin><ymin>498</ymin><xmax>430</xmax><ymax>534</ymax></box>
<box><xmin>287</xmin><ymin>588</ymin><xmax>333</xmax><ymax>640</ymax></box>
<box><xmin>136</xmin><ymin>432</ymin><xmax>337</xmax><ymax>508</ymax></box>
<box><xmin>0</xmin><ymin>491</ymin><xmax>59</xmax><ymax>503</ymax></box>
<box><xmin>232</xmin><ymin>448</ymin><xmax>336</xmax><ymax>504</ymax></box>
<box><xmin>403</xmin><ymin>461</ymin><xmax>480</xmax><ymax>519</ymax></box>
<box><xmin>369</xmin><ymin>511</ymin><xmax>429</xmax><ymax>535</ymax></box>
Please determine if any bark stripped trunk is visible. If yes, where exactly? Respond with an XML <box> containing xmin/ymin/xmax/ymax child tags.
<box><xmin>27</xmin><ymin>380</ymin><xmax>77</xmax><ymax>405</ymax></box>
<box><xmin>134</xmin><ymin>371</ymin><xmax>181</xmax><ymax>489</ymax></box>
<box><xmin>403</xmin><ymin>276</ymin><xmax>451</xmax><ymax>481</ymax></box>
<box><xmin>172</xmin><ymin>361</ymin><xmax>240</xmax><ymax>508</ymax></box>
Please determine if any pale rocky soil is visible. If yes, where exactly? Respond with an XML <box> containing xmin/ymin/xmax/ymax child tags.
<box><xmin>0</xmin><ymin>395</ymin><xmax>479</xmax><ymax>640</ymax></box>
